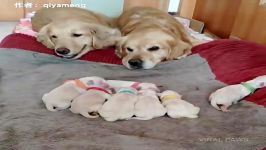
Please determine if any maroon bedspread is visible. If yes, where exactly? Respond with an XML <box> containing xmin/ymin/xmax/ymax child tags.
<box><xmin>1</xmin><ymin>34</ymin><xmax>266</xmax><ymax>106</ymax></box>
<box><xmin>0</xmin><ymin>33</ymin><xmax>122</xmax><ymax>65</ymax></box>
<box><xmin>193</xmin><ymin>39</ymin><xmax>266</xmax><ymax>106</ymax></box>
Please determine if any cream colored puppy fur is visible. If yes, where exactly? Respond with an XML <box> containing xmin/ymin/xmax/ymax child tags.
<box><xmin>42</xmin><ymin>76</ymin><xmax>105</xmax><ymax>111</ymax></box>
<box><xmin>209</xmin><ymin>75</ymin><xmax>266</xmax><ymax>112</ymax></box>
<box><xmin>160</xmin><ymin>90</ymin><xmax>200</xmax><ymax>118</ymax></box>
<box><xmin>133</xmin><ymin>89</ymin><xmax>166</xmax><ymax>120</ymax></box>
<box><xmin>99</xmin><ymin>87</ymin><xmax>138</xmax><ymax>122</ymax></box>
<box><xmin>107</xmin><ymin>80</ymin><xmax>159</xmax><ymax>91</ymax></box>
<box><xmin>70</xmin><ymin>90</ymin><xmax>111</xmax><ymax>118</ymax></box>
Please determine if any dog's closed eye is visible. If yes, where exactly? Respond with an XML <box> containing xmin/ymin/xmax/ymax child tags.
<box><xmin>51</xmin><ymin>35</ymin><xmax>57</xmax><ymax>39</ymax></box>
<box><xmin>147</xmin><ymin>46</ymin><xmax>160</xmax><ymax>52</ymax></box>
<box><xmin>127</xmin><ymin>47</ymin><xmax>134</xmax><ymax>52</ymax></box>
<box><xmin>72</xmin><ymin>33</ymin><xmax>83</xmax><ymax>37</ymax></box>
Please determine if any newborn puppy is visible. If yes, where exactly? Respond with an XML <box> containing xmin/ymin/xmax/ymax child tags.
<box><xmin>107</xmin><ymin>80</ymin><xmax>159</xmax><ymax>91</ymax></box>
<box><xmin>99</xmin><ymin>87</ymin><xmax>138</xmax><ymax>121</ymax></box>
<box><xmin>133</xmin><ymin>89</ymin><xmax>166</xmax><ymax>120</ymax></box>
<box><xmin>70</xmin><ymin>88</ymin><xmax>111</xmax><ymax>118</ymax></box>
<box><xmin>209</xmin><ymin>75</ymin><xmax>266</xmax><ymax>112</ymax></box>
<box><xmin>159</xmin><ymin>90</ymin><xmax>200</xmax><ymax>118</ymax></box>
<box><xmin>42</xmin><ymin>76</ymin><xmax>105</xmax><ymax>111</ymax></box>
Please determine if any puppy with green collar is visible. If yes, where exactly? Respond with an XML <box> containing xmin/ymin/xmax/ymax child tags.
<box><xmin>209</xmin><ymin>75</ymin><xmax>266</xmax><ymax>112</ymax></box>
<box><xmin>99</xmin><ymin>87</ymin><xmax>138</xmax><ymax>121</ymax></box>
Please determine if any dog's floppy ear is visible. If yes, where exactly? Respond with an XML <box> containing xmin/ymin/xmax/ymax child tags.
<box><xmin>115</xmin><ymin>36</ymin><xmax>128</xmax><ymax>58</ymax></box>
<box><xmin>90</xmin><ymin>24</ymin><xmax>121</xmax><ymax>49</ymax></box>
<box><xmin>37</xmin><ymin>23</ymin><xmax>55</xmax><ymax>49</ymax></box>
<box><xmin>167</xmin><ymin>40</ymin><xmax>192</xmax><ymax>60</ymax></box>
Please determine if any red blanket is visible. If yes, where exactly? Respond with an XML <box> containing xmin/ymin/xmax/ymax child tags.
<box><xmin>0</xmin><ymin>33</ymin><xmax>122</xmax><ymax>65</ymax></box>
<box><xmin>1</xmin><ymin>34</ymin><xmax>266</xmax><ymax>106</ymax></box>
<box><xmin>193</xmin><ymin>39</ymin><xmax>266</xmax><ymax>106</ymax></box>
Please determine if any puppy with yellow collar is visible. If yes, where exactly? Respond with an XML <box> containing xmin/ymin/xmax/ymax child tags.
<box><xmin>159</xmin><ymin>90</ymin><xmax>200</xmax><ymax>118</ymax></box>
<box><xmin>99</xmin><ymin>87</ymin><xmax>138</xmax><ymax>121</ymax></box>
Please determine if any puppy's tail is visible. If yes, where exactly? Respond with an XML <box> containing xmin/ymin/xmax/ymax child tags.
<box><xmin>81</xmin><ymin>111</ymin><xmax>99</xmax><ymax>118</ymax></box>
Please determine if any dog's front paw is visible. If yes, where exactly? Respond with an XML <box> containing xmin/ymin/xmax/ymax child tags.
<box><xmin>36</xmin><ymin>34</ymin><xmax>55</xmax><ymax>49</ymax></box>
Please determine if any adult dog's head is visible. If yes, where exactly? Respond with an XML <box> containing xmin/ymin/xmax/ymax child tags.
<box><xmin>116</xmin><ymin>7</ymin><xmax>193</xmax><ymax>69</ymax></box>
<box><xmin>116</xmin><ymin>27</ymin><xmax>192</xmax><ymax>69</ymax></box>
<box><xmin>37</xmin><ymin>19</ymin><xmax>121</xmax><ymax>59</ymax></box>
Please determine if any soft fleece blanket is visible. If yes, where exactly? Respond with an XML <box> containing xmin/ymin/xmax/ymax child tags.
<box><xmin>0</xmin><ymin>47</ymin><xmax>265</xmax><ymax>150</ymax></box>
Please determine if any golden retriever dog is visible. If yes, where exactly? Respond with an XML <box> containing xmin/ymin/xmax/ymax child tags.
<box><xmin>32</xmin><ymin>7</ymin><xmax>121</xmax><ymax>59</ymax></box>
<box><xmin>116</xmin><ymin>7</ymin><xmax>194</xmax><ymax>69</ymax></box>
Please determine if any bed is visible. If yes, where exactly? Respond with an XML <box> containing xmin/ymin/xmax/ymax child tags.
<box><xmin>0</xmin><ymin>13</ymin><xmax>266</xmax><ymax>149</ymax></box>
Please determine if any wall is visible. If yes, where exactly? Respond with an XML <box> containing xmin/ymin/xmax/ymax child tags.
<box><xmin>179</xmin><ymin>0</ymin><xmax>197</xmax><ymax>19</ymax></box>
<box><xmin>180</xmin><ymin>0</ymin><xmax>266</xmax><ymax>44</ymax></box>
<box><xmin>123</xmin><ymin>0</ymin><xmax>169</xmax><ymax>11</ymax></box>
<box><xmin>192</xmin><ymin>0</ymin><xmax>241</xmax><ymax>38</ymax></box>
<box><xmin>168</xmin><ymin>0</ymin><xmax>180</xmax><ymax>12</ymax></box>
<box><xmin>71</xmin><ymin>0</ymin><xmax>124</xmax><ymax>17</ymax></box>
<box><xmin>231</xmin><ymin>0</ymin><xmax>266</xmax><ymax>44</ymax></box>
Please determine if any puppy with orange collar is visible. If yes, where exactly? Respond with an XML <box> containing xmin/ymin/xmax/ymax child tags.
<box><xmin>42</xmin><ymin>76</ymin><xmax>106</xmax><ymax>111</ymax></box>
<box><xmin>99</xmin><ymin>87</ymin><xmax>138</xmax><ymax>121</ymax></box>
<box><xmin>70</xmin><ymin>79</ymin><xmax>112</xmax><ymax>118</ymax></box>
<box><xmin>159</xmin><ymin>90</ymin><xmax>200</xmax><ymax>118</ymax></box>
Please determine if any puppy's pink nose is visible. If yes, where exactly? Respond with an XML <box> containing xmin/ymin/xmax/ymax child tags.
<box><xmin>56</xmin><ymin>48</ymin><xmax>70</xmax><ymax>55</ymax></box>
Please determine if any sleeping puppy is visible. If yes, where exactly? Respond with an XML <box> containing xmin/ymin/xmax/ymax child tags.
<box><xmin>70</xmin><ymin>81</ymin><xmax>111</xmax><ymax>118</ymax></box>
<box><xmin>133</xmin><ymin>89</ymin><xmax>166</xmax><ymax>120</ymax></box>
<box><xmin>32</xmin><ymin>7</ymin><xmax>121</xmax><ymax>59</ymax></box>
<box><xmin>106</xmin><ymin>80</ymin><xmax>160</xmax><ymax>91</ymax></box>
<box><xmin>116</xmin><ymin>7</ymin><xmax>194</xmax><ymax>69</ymax></box>
<box><xmin>42</xmin><ymin>76</ymin><xmax>106</xmax><ymax>111</ymax></box>
<box><xmin>159</xmin><ymin>90</ymin><xmax>200</xmax><ymax>118</ymax></box>
<box><xmin>98</xmin><ymin>87</ymin><xmax>138</xmax><ymax>121</ymax></box>
<box><xmin>209</xmin><ymin>75</ymin><xmax>266</xmax><ymax>112</ymax></box>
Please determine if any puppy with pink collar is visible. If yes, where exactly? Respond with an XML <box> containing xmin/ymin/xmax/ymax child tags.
<box><xmin>99</xmin><ymin>87</ymin><xmax>138</xmax><ymax>122</ymax></box>
<box><xmin>42</xmin><ymin>76</ymin><xmax>106</xmax><ymax>111</ymax></box>
<box><xmin>70</xmin><ymin>79</ymin><xmax>112</xmax><ymax>118</ymax></box>
<box><xmin>209</xmin><ymin>75</ymin><xmax>266</xmax><ymax>112</ymax></box>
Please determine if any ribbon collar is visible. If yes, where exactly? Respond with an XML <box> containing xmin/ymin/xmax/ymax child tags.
<box><xmin>241</xmin><ymin>82</ymin><xmax>256</xmax><ymax>94</ymax></box>
<box><xmin>161</xmin><ymin>95</ymin><xmax>178</xmax><ymax>102</ymax></box>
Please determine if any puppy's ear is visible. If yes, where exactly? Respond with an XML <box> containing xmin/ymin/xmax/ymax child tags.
<box><xmin>167</xmin><ymin>40</ymin><xmax>192</xmax><ymax>60</ymax></box>
<box><xmin>90</xmin><ymin>24</ymin><xmax>121</xmax><ymax>49</ymax></box>
<box><xmin>115</xmin><ymin>36</ymin><xmax>128</xmax><ymax>58</ymax></box>
<box><xmin>37</xmin><ymin>23</ymin><xmax>55</xmax><ymax>49</ymax></box>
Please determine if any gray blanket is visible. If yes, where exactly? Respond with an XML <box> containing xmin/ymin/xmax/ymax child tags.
<box><xmin>0</xmin><ymin>49</ymin><xmax>265</xmax><ymax>150</ymax></box>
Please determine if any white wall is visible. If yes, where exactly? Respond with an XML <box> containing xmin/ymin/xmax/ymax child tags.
<box><xmin>168</xmin><ymin>0</ymin><xmax>180</xmax><ymax>12</ymax></box>
<box><xmin>71</xmin><ymin>0</ymin><xmax>124</xmax><ymax>17</ymax></box>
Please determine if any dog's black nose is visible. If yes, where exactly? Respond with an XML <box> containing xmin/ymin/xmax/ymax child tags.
<box><xmin>128</xmin><ymin>59</ymin><xmax>143</xmax><ymax>69</ymax></box>
<box><xmin>56</xmin><ymin>48</ymin><xmax>70</xmax><ymax>55</ymax></box>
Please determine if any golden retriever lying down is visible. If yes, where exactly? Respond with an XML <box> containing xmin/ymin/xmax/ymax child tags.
<box><xmin>32</xmin><ymin>7</ymin><xmax>121</xmax><ymax>59</ymax></box>
<box><xmin>116</xmin><ymin>7</ymin><xmax>195</xmax><ymax>69</ymax></box>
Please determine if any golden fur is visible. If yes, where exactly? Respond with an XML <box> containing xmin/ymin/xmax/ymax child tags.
<box><xmin>116</xmin><ymin>7</ymin><xmax>194</xmax><ymax>69</ymax></box>
<box><xmin>32</xmin><ymin>7</ymin><xmax>121</xmax><ymax>59</ymax></box>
